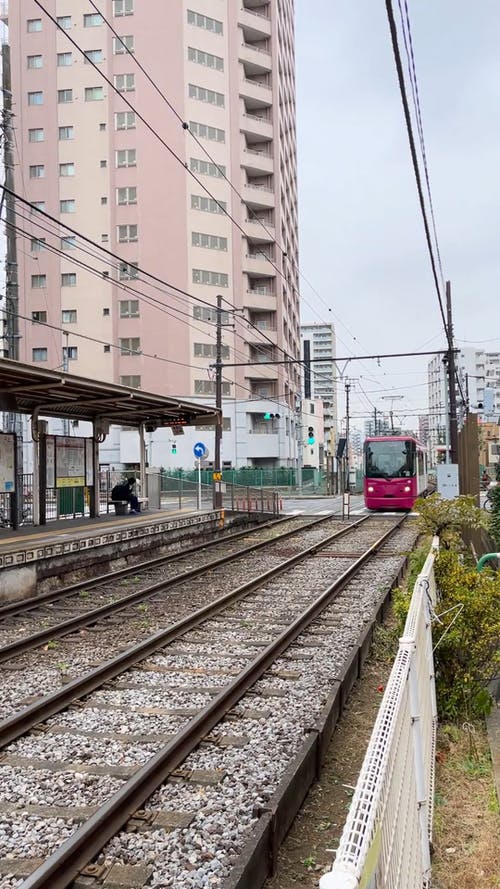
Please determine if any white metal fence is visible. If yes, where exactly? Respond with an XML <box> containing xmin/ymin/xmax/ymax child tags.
<box><xmin>320</xmin><ymin>539</ymin><xmax>439</xmax><ymax>889</ymax></box>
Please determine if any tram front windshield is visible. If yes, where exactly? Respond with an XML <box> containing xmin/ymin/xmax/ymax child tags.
<box><xmin>365</xmin><ymin>440</ymin><xmax>415</xmax><ymax>479</ymax></box>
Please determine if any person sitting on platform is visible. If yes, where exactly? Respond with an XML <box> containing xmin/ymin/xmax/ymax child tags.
<box><xmin>111</xmin><ymin>477</ymin><xmax>141</xmax><ymax>514</ymax></box>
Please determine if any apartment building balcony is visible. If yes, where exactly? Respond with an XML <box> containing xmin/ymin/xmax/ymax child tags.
<box><xmin>243</xmin><ymin>181</ymin><xmax>275</xmax><ymax>209</ymax></box>
<box><xmin>241</xmin><ymin>147</ymin><xmax>274</xmax><ymax>176</ymax></box>
<box><xmin>239</xmin><ymin>7</ymin><xmax>272</xmax><ymax>40</ymax></box>
<box><xmin>241</xmin><ymin>111</ymin><xmax>273</xmax><ymax>142</ymax></box>
<box><xmin>244</xmin><ymin>288</ymin><xmax>277</xmax><ymax>312</ymax></box>
<box><xmin>243</xmin><ymin>216</ymin><xmax>275</xmax><ymax>243</ymax></box>
<box><xmin>247</xmin><ymin>365</ymin><xmax>279</xmax><ymax>382</ymax></box>
<box><xmin>243</xmin><ymin>250</ymin><xmax>274</xmax><ymax>277</ymax></box>
<box><xmin>239</xmin><ymin>74</ymin><xmax>273</xmax><ymax>110</ymax></box>
<box><xmin>246</xmin><ymin>324</ymin><xmax>278</xmax><ymax>346</ymax></box>
<box><xmin>240</xmin><ymin>42</ymin><xmax>272</xmax><ymax>75</ymax></box>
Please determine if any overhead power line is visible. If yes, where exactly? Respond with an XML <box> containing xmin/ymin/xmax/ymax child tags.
<box><xmin>385</xmin><ymin>0</ymin><xmax>448</xmax><ymax>335</ymax></box>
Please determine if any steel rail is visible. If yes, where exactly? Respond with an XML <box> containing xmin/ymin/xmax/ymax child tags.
<box><xmin>0</xmin><ymin>515</ymin><xmax>373</xmax><ymax>747</ymax></box>
<box><xmin>0</xmin><ymin>513</ymin><xmax>347</xmax><ymax>664</ymax></box>
<box><xmin>19</xmin><ymin>515</ymin><xmax>407</xmax><ymax>889</ymax></box>
<box><xmin>0</xmin><ymin>514</ymin><xmax>296</xmax><ymax>619</ymax></box>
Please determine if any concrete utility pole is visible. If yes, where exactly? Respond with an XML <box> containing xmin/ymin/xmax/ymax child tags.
<box><xmin>344</xmin><ymin>381</ymin><xmax>350</xmax><ymax>493</ymax></box>
<box><xmin>213</xmin><ymin>293</ymin><xmax>223</xmax><ymax>509</ymax></box>
<box><xmin>446</xmin><ymin>281</ymin><xmax>459</xmax><ymax>464</ymax></box>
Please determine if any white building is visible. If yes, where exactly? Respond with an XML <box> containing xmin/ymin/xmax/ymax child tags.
<box><xmin>300</xmin><ymin>323</ymin><xmax>337</xmax><ymax>456</ymax></box>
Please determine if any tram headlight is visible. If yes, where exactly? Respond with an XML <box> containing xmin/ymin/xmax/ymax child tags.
<box><xmin>404</xmin><ymin>485</ymin><xmax>410</xmax><ymax>492</ymax></box>
<box><xmin>368</xmin><ymin>486</ymin><xmax>374</xmax><ymax>493</ymax></box>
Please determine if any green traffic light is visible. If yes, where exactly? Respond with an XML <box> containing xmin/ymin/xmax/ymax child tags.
<box><xmin>263</xmin><ymin>412</ymin><xmax>272</xmax><ymax>420</ymax></box>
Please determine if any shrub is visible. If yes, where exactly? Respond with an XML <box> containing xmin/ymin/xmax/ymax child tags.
<box><xmin>487</xmin><ymin>484</ymin><xmax>500</xmax><ymax>547</ymax></box>
<box><xmin>413</xmin><ymin>493</ymin><xmax>486</xmax><ymax>549</ymax></box>
<box><xmin>433</xmin><ymin>549</ymin><xmax>500</xmax><ymax>720</ymax></box>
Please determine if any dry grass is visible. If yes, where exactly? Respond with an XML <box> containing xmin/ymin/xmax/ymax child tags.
<box><xmin>432</xmin><ymin>722</ymin><xmax>500</xmax><ymax>889</ymax></box>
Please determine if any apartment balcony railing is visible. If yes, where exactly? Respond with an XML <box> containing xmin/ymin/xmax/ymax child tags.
<box><xmin>242</xmin><ymin>42</ymin><xmax>271</xmax><ymax>56</ymax></box>
<box><xmin>242</xmin><ymin>5</ymin><xmax>270</xmax><ymax>20</ymax></box>
<box><xmin>243</xmin><ymin>77</ymin><xmax>271</xmax><ymax>91</ymax></box>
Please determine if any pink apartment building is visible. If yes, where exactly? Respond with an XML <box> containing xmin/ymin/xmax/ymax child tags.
<box><xmin>5</xmin><ymin>0</ymin><xmax>301</xmax><ymax>467</ymax></box>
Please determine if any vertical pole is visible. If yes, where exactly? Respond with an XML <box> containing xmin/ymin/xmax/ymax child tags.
<box><xmin>446</xmin><ymin>281</ymin><xmax>459</xmax><ymax>465</ymax></box>
<box><xmin>443</xmin><ymin>358</ymin><xmax>450</xmax><ymax>464</ymax></box>
<box><xmin>344</xmin><ymin>381</ymin><xmax>350</xmax><ymax>493</ymax></box>
<box><xmin>296</xmin><ymin>398</ymin><xmax>303</xmax><ymax>494</ymax></box>
<box><xmin>213</xmin><ymin>293</ymin><xmax>223</xmax><ymax>509</ymax></box>
<box><xmin>89</xmin><ymin>430</ymin><xmax>99</xmax><ymax>518</ymax></box>
<box><xmin>197</xmin><ymin>457</ymin><xmax>201</xmax><ymax>510</ymax></box>
<box><xmin>465</xmin><ymin>373</ymin><xmax>470</xmax><ymax>415</ymax></box>
<box><xmin>374</xmin><ymin>407</ymin><xmax>378</xmax><ymax>435</ymax></box>
<box><xmin>139</xmin><ymin>424</ymin><xmax>146</xmax><ymax>500</ymax></box>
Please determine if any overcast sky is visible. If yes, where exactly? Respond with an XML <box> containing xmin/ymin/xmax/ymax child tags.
<box><xmin>295</xmin><ymin>0</ymin><xmax>500</xmax><ymax>433</ymax></box>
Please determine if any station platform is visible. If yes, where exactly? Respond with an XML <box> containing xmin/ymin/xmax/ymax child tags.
<box><xmin>0</xmin><ymin>507</ymin><xmax>230</xmax><ymax>602</ymax></box>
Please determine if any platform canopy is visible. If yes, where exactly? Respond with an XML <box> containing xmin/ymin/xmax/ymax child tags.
<box><xmin>0</xmin><ymin>358</ymin><xmax>220</xmax><ymax>429</ymax></box>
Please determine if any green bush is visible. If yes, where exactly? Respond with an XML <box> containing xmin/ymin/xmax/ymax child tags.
<box><xmin>433</xmin><ymin>550</ymin><xmax>500</xmax><ymax>720</ymax></box>
<box><xmin>487</xmin><ymin>484</ymin><xmax>500</xmax><ymax>547</ymax></box>
<box><xmin>413</xmin><ymin>493</ymin><xmax>486</xmax><ymax>549</ymax></box>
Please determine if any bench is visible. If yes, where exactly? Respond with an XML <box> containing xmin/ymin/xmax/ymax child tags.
<box><xmin>108</xmin><ymin>498</ymin><xmax>149</xmax><ymax>516</ymax></box>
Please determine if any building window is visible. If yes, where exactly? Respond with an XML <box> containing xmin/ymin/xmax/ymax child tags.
<box><xmin>27</xmin><ymin>54</ymin><xmax>43</xmax><ymax>69</ymax></box>
<box><xmin>119</xmin><ymin>337</ymin><xmax>140</xmax><ymax>355</ymax></box>
<box><xmin>27</xmin><ymin>19</ymin><xmax>42</xmax><ymax>32</ymax></box>
<box><xmin>191</xmin><ymin>194</ymin><xmax>227</xmax><ymax>214</ymax></box>
<box><xmin>83</xmin><ymin>13</ymin><xmax>103</xmax><ymax>27</ymax></box>
<box><xmin>119</xmin><ymin>263</ymin><xmax>139</xmax><ymax>281</ymax></box>
<box><xmin>104</xmin><ymin>344</ymin><xmax>111</xmax><ymax>353</ymax></box>
<box><xmin>193</xmin><ymin>306</ymin><xmax>230</xmax><ymax>324</ymax></box>
<box><xmin>28</xmin><ymin>91</ymin><xmax>43</xmax><ymax>106</ymax></box>
<box><xmin>194</xmin><ymin>380</ymin><xmax>231</xmax><ymax>395</ymax></box>
<box><xmin>100</xmin><ymin>159</ymin><xmax>107</xmax><ymax>167</ymax></box>
<box><xmin>84</xmin><ymin>49</ymin><xmax>104</xmax><ymax>63</ymax></box>
<box><xmin>31</xmin><ymin>274</ymin><xmax>46</xmax><ymax>288</ymax></box>
<box><xmin>100</xmin><ymin>122</ymin><xmax>106</xmax><ymax>131</ymax></box>
<box><xmin>115</xmin><ymin>111</ymin><xmax>135</xmax><ymax>130</ymax></box>
<box><xmin>187</xmin><ymin>10</ymin><xmax>223</xmax><ymax>35</ymax></box>
<box><xmin>189</xmin><ymin>157</ymin><xmax>225</xmax><ymax>178</ymax></box>
<box><xmin>62</xmin><ymin>309</ymin><xmax>77</xmax><ymax>323</ymax></box>
<box><xmin>58</xmin><ymin>89</ymin><xmax>73</xmax><ymax>103</ymax></box>
<box><xmin>188</xmin><ymin>83</ymin><xmax>224</xmax><ymax>107</ymax></box>
<box><xmin>85</xmin><ymin>86</ymin><xmax>104</xmax><ymax>101</ymax></box>
<box><xmin>59</xmin><ymin>162</ymin><xmax>75</xmax><ymax>177</ymax></box>
<box><xmin>32</xmin><ymin>311</ymin><xmax>47</xmax><ymax>323</ymax></box>
<box><xmin>61</xmin><ymin>236</ymin><xmax>76</xmax><ymax>250</ymax></box>
<box><xmin>114</xmin><ymin>73</ymin><xmax>135</xmax><ymax>92</ymax></box>
<box><xmin>63</xmin><ymin>346</ymin><xmax>78</xmax><ymax>360</ymax></box>
<box><xmin>32</xmin><ymin>348</ymin><xmax>48</xmax><ymax>362</ymax></box>
<box><xmin>61</xmin><ymin>273</ymin><xmax>77</xmax><ymax>287</ymax></box>
<box><xmin>117</xmin><ymin>224</ymin><xmax>138</xmax><ymax>242</ymax></box>
<box><xmin>120</xmin><ymin>375</ymin><xmax>141</xmax><ymax>387</ymax></box>
<box><xmin>30</xmin><ymin>237</ymin><xmax>46</xmax><ymax>252</ymax></box>
<box><xmin>103</xmin><ymin>307</ymin><xmax>110</xmax><ymax>316</ymax></box>
<box><xmin>59</xmin><ymin>125</ymin><xmax>74</xmax><ymax>140</ymax></box>
<box><xmin>119</xmin><ymin>299</ymin><xmax>140</xmax><ymax>317</ymax></box>
<box><xmin>30</xmin><ymin>201</ymin><xmax>45</xmax><ymax>212</ymax></box>
<box><xmin>116</xmin><ymin>186</ymin><xmax>137</xmax><ymax>205</ymax></box>
<box><xmin>192</xmin><ymin>232</ymin><xmax>227</xmax><ymax>251</ymax></box>
<box><xmin>114</xmin><ymin>0</ymin><xmax>134</xmax><ymax>15</ymax></box>
<box><xmin>101</xmin><ymin>234</ymin><xmax>109</xmax><ymax>242</ymax></box>
<box><xmin>116</xmin><ymin>148</ymin><xmax>136</xmax><ymax>167</ymax></box>
<box><xmin>28</xmin><ymin>128</ymin><xmax>44</xmax><ymax>142</ymax></box>
<box><xmin>60</xmin><ymin>199</ymin><xmax>76</xmax><ymax>213</ymax></box>
<box><xmin>101</xmin><ymin>196</ymin><xmax>108</xmax><ymax>205</ymax></box>
<box><xmin>187</xmin><ymin>46</ymin><xmax>223</xmax><ymax>71</ymax></box>
<box><xmin>192</xmin><ymin>269</ymin><xmax>228</xmax><ymax>287</ymax></box>
<box><xmin>194</xmin><ymin>343</ymin><xmax>229</xmax><ymax>359</ymax></box>
<box><xmin>29</xmin><ymin>164</ymin><xmax>45</xmax><ymax>179</ymax></box>
<box><xmin>113</xmin><ymin>35</ymin><xmax>134</xmax><ymax>54</ymax></box>
<box><xmin>189</xmin><ymin>121</ymin><xmax>225</xmax><ymax>143</ymax></box>
<box><xmin>56</xmin><ymin>16</ymin><xmax>71</xmax><ymax>29</ymax></box>
<box><xmin>57</xmin><ymin>52</ymin><xmax>72</xmax><ymax>66</ymax></box>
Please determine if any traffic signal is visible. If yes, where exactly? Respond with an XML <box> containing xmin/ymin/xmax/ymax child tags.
<box><xmin>263</xmin><ymin>412</ymin><xmax>281</xmax><ymax>420</ymax></box>
<box><xmin>307</xmin><ymin>426</ymin><xmax>315</xmax><ymax>445</ymax></box>
<box><xmin>171</xmin><ymin>441</ymin><xmax>177</xmax><ymax>455</ymax></box>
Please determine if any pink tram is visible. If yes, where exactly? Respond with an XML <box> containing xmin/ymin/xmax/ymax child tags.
<box><xmin>363</xmin><ymin>435</ymin><xmax>427</xmax><ymax>511</ymax></box>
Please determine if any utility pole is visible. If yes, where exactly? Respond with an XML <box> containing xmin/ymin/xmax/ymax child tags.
<box><xmin>213</xmin><ymin>293</ymin><xmax>223</xmax><ymax>509</ymax></box>
<box><xmin>374</xmin><ymin>407</ymin><xmax>378</xmax><ymax>436</ymax></box>
<box><xmin>344</xmin><ymin>381</ymin><xmax>350</xmax><ymax>493</ymax></box>
<box><xmin>446</xmin><ymin>281</ymin><xmax>459</xmax><ymax>464</ymax></box>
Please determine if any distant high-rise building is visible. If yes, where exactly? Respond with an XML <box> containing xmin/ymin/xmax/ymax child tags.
<box><xmin>300</xmin><ymin>322</ymin><xmax>337</xmax><ymax>455</ymax></box>
<box><xmin>6</xmin><ymin>0</ymin><xmax>300</xmax><ymax>468</ymax></box>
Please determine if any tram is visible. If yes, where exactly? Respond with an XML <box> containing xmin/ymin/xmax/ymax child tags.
<box><xmin>363</xmin><ymin>435</ymin><xmax>427</xmax><ymax>511</ymax></box>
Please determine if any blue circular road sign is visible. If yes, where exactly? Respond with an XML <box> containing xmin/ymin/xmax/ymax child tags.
<box><xmin>193</xmin><ymin>442</ymin><xmax>207</xmax><ymax>459</ymax></box>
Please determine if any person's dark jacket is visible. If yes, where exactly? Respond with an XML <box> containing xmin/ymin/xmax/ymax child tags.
<box><xmin>111</xmin><ymin>482</ymin><xmax>132</xmax><ymax>502</ymax></box>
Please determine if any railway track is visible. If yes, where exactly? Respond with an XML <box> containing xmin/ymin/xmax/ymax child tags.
<box><xmin>0</xmin><ymin>515</ymin><xmax>418</xmax><ymax>889</ymax></box>
<box><xmin>0</xmin><ymin>515</ymin><xmax>365</xmax><ymax>718</ymax></box>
